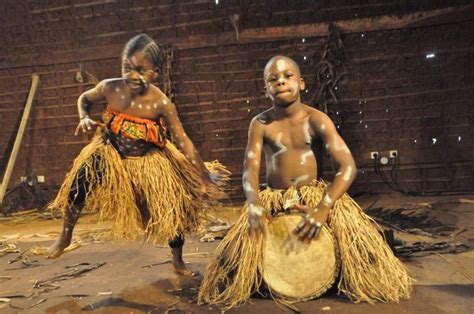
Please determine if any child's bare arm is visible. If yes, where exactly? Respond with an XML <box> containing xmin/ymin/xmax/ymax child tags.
<box><xmin>75</xmin><ymin>80</ymin><xmax>108</xmax><ymax>135</ymax></box>
<box><xmin>161</xmin><ymin>100</ymin><xmax>210</xmax><ymax>180</ymax></box>
<box><xmin>293</xmin><ymin>111</ymin><xmax>356</xmax><ymax>242</ymax></box>
<box><xmin>244</xmin><ymin>117</ymin><xmax>272</xmax><ymax>238</ymax></box>
<box><xmin>311</xmin><ymin>112</ymin><xmax>356</xmax><ymax>209</ymax></box>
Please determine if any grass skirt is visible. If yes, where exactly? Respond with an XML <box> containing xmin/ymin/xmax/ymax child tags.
<box><xmin>48</xmin><ymin>135</ymin><xmax>229</xmax><ymax>244</ymax></box>
<box><xmin>198</xmin><ymin>181</ymin><xmax>412</xmax><ymax>310</ymax></box>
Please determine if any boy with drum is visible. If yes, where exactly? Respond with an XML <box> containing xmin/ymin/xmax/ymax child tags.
<box><xmin>199</xmin><ymin>56</ymin><xmax>411</xmax><ymax>309</ymax></box>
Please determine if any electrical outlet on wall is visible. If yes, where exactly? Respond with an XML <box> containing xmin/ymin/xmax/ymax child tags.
<box><xmin>389</xmin><ymin>150</ymin><xmax>398</xmax><ymax>158</ymax></box>
<box><xmin>370</xmin><ymin>151</ymin><xmax>379</xmax><ymax>159</ymax></box>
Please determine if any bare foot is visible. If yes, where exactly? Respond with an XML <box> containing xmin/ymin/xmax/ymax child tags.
<box><xmin>47</xmin><ymin>236</ymin><xmax>71</xmax><ymax>259</ymax></box>
<box><xmin>172</xmin><ymin>258</ymin><xmax>198</xmax><ymax>277</ymax></box>
<box><xmin>170</xmin><ymin>246</ymin><xmax>199</xmax><ymax>277</ymax></box>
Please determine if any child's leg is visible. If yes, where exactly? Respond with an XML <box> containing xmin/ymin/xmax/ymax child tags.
<box><xmin>48</xmin><ymin>155</ymin><xmax>102</xmax><ymax>258</ymax></box>
<box><xmin>169</xmin><ymin>234</ymin><xmax>196</xmax><ymax>276</ymax></box>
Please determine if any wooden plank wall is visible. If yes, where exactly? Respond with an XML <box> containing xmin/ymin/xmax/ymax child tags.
<box><xmin>0</xmin><ymin>0</ymin><xmax>472</xmax><ymax>204</ymax></box>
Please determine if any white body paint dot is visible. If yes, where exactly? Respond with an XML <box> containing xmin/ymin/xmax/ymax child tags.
<box><xmin>323</xmin><ymin>194</ymin><xmax>333</xmax><ymax>205</ymax></box>
<box><xmin>249</xmin><ymin>204</ymin><xmax>264</xmax><ymax>216</ymax></box>
<box><xmin>247</xmin><ymin>150</ymin><xmax>256</xmax><ymax>159</ymax></box>
<box><xmin>343</xmin><ymin>166</ymin><xmax>353</xmax><ymax>182</ymax></box>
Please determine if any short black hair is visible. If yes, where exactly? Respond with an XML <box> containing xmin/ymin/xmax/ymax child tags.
<box><xmin>122</xmin><ymin>34</ymin><xmax>163</xmax><ymax>69</ymax></box>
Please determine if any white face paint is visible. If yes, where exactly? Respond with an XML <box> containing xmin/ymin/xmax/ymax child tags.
<box><xmin>138</xmin><ymin>104</ymin><xmax>142</xmax><ymax>109</ymax></box>
<box><xmin>335</xmin><ymin>171</ymin><xmax>342</xmax><ymax>177</ymax></box>
<box><xmin>180</xmin><ymin>142</ymin><xmax>184</xmax><ymax>147</ymax></box>
<box><xmin>153</xmin><ymin>102</ymin><xmax>158</xmax><ymax>108</ymax></box>
<box><xmin>325</xmin><ymin>143</ymin><xmax>330</xmax><ymax>150</ymax></box>
<box><xmin>343</xmin><ymin>166</ymin><xmax>353</xmax><ymax>182</ymax></box>
<box><xmin>320</xmin><ymin>124</ymin><xmax>326</xmax><ymax>132</ymax></box>
<box><xmin>271</xmin><ymin>132</ymin><xmax>287</xmax><ymax>171</ymax></box>
<box><xmin>163</xmin><ymin>99</ymin><xmax>168</xmax><ymax>105</ymax></box>
<box><xmin>121</xmin><ymin>95</ymin><xmax>125</xmax><ymax>100</ymax></box>
<box><xmin>276</xmin><ymin>59</ymin><xmax>286</xmax><ymax>72</ymax></box>
<box><xmin>249</xmin><ymin>203</ymin><xmax>264</xmax><ymax>216</ymax></box>
<box><xmin>146</xmin><ymin>105</ymin><xmax>151</xmax><ymax>110</ymax></box>
<box><xmin>131</xmin><ymin>101</ymin><xmax>135</xmax><ymax>107</ymax></box>
<box><xmin>256</xmin><ymin>143</ymin><xmax>261</xmax><ymax>150</ymax></box>
<box><xmin>323</xmin><ymin>194</ymin><xmax>333</xmax><ymax>205</ymax></box>
<box><xmin>293</xmin><ymin>174</ymin><xmax>309</xmax><ymax>186</ymax></box>
<box><xmin>192</xmin><ymin>160</ymin><xmax>196</xmax><ymax>165</ymax></box>
<box><xmin>300</xmin><ymin>150</ymin><xmax>314</xmax><ymax>165</ymax></box>
<box><xmin>247</xmin><ymin>150</ymin><xmax>255</xmax><ymax>159</ymax></box>
<box><xmin>115</xmin><ymin>87</ymin><xmax>120</xmax><ymax>92</ymax></box>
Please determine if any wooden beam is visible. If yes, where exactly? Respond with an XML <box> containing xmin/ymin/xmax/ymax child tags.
<box><xmin>1</xmin><ymin>5</ymin><xmax>472</xmax><ymax>69</ymax></box>
<box><xmin>173</xmin><ymin>6</ymin><xmax>473</xmax><ymax>48</ymax></box>
<box><xmin>0</xmin><ymin>74</ymin><xmax>40</xmax><ymax>205</ymax></box>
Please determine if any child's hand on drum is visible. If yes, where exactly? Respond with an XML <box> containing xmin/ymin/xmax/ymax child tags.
<box><xmin>290</xmin><ymin>204</ymin><xmax>329</xmax><ymax>243</ymax></box>
<box><xmin>248</xmin><ymin>204</ymin><xmax>272</xmax><ymax>239</ymax></box>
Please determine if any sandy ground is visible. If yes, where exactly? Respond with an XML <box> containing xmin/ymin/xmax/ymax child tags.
<box><xmin>0</xmin><ymin>194</ymin><xmax>473</xmax><ymax>313</ymax></box>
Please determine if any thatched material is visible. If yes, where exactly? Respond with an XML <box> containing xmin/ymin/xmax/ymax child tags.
<box><xmin>48</xmin><ymin>135</ymin><xmax>229</xmax><ymax>245</ymax></box>
<box><xmin>199</xmin><ymin>181</ymin><xmax>412</xmax><ymax>310</ymax></box>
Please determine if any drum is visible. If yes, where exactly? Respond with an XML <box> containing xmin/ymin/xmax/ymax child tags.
<box><xmin>262</xmin><ymin>213</ymin><xmax>340</xmax><ymax>301</ymax></box>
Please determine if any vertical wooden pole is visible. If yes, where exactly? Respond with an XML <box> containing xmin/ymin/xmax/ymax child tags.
<box><xmin>0</xmin><ymin>74</ymin><xmax>40</xmax><ymax>205</ymax></box>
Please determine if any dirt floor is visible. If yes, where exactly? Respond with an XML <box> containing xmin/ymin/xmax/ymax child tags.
<box><xmin>1</xmin><ymin>193</ymin><xmax>473</xmax><ymax>313</ymax></box>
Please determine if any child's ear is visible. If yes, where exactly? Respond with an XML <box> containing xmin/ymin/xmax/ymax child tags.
<box><xmin>154</xmin><ymin>68</ymin><xmax>160</xmax><ymax>79</ymax></box>
<box><xmin>264</xmin><ymin>86</ymin><xmax>270</xmax><ymax>98</ymax></box>
<box><xmin>299</xmin><ymin>77</ymin><xmax>306</xmax><ymax>91</ymax></box>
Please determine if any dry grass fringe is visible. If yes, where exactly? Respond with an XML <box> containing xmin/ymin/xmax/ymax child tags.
<box><xmin>48</xmin><ymin>136</ymin><xmax>229</xmax><ymax>245</ymax></box>
<box><xmin>198</xmin><ymin>181</ymin><xmax>412</xmax><ymax>310</ymax></box>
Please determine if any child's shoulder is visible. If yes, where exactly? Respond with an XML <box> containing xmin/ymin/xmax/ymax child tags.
<box><xmin>253</xmin><ymin>108</ymin><xmax>274</xmax><ymax>125</ymax></box>
<box><xmin>98</xmin><ymin>78</ymin><xmax>125</xmax><ymax>93</ymax></box>
<box><xmin>302</xmin><ymin>104</ymin><xmax>331</xmax><ymax>123</ymax></box>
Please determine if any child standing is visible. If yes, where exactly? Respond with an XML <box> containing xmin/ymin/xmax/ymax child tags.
<box><xmin>47</xmin><ymin>34</ymin><xmax>228</xmax><ymax>276</ymax></box>
<box><xmin>199</xmin><ymin>56</ymin><xmax>411</xmax><ymax>307</ymax></box>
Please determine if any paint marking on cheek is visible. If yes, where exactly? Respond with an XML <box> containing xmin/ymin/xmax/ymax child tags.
<box><xmin>325</xmin><ymin>143</ymin><xmax>330</xmax><ymax>150</ymax></box>
<box><xmin>192</xmin><ymin>160</ymin><xmax>196</xmax><ymax>165</ymax></box>
<box><xmin>343</xmin><ymin>166</ymin><xmax>353</xmax><ymax>181</ymax></box>
<box><xmin>320</xmin><ymin>124</ymin><xmax>326</xmax><ymax>132</ymax></box>
<box><xmin>247</xmin><ymin>150</ymin><xmax>255</xmax><ymax>159</ymax></box>
<box><xmin>335</xmin><ymin>171</ymin><xmax>342</xmax><ymax>177</ymax></box>
<box><xmin>323</xmin><ymin>194</ymin><xmax>333</xmax><ymax>205</ymax></box>
<box><xmin>153</xmin><ymin>102</ymin><xmax>158</xmax><ymax>108</ymax></box>
<box><xmin>138</xmin><ymin>104</ymin><xmax>143</xmax><ymax>109</ymax></box>
<box><xmin>249</xmin><ymin>204</ymin><xmax>263</xmax><ymax>216</ymax></box>
<box><xmin>180</xmin><ymin>142</ymin><xmax>184</xmax><ymax>148</ymax></box>
<box><xmin>115</xmin><ymin>87</ymin><xmax>120</xmax><ymax>92</ymax></box>
<box><xmin>131</xmin><ymin>101</ymin><xmax>135</xmax><ymax>107</ymax></box>
<box><xmin>163</xmin><ymin>99</ymin><xmax>168</xmax><ymax>105</ymax></box>
<box><xmin>300</xmin><ymin>150</ymin><xmax>314</xmax><ymax>165</ymax></box>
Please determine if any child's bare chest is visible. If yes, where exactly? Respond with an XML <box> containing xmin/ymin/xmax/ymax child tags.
<box><xmin>109</xmin><ymin>95</ymin><xmax>162</xmax><ymax>121</ymax></box>
<box><xmin>264</xmin><ymin>120</ymin><xmax>313</xmax><ymax>152</ymax></box>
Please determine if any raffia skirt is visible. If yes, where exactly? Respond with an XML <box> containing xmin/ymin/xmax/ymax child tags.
<box><xmin>48</xmin><ymin>135</ymin><xmax>229</xmax><ymax>244</ymax></box>
<box><xmin>198</xmin><ymin>181</ymin><xmax>412</xmax><ymax>310</ymax></box>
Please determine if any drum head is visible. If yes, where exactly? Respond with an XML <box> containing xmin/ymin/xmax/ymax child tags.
<box><xmin>262</xmin><ymin>214</ymin><xmax>339</xmax><ymax>300</ymax></box>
